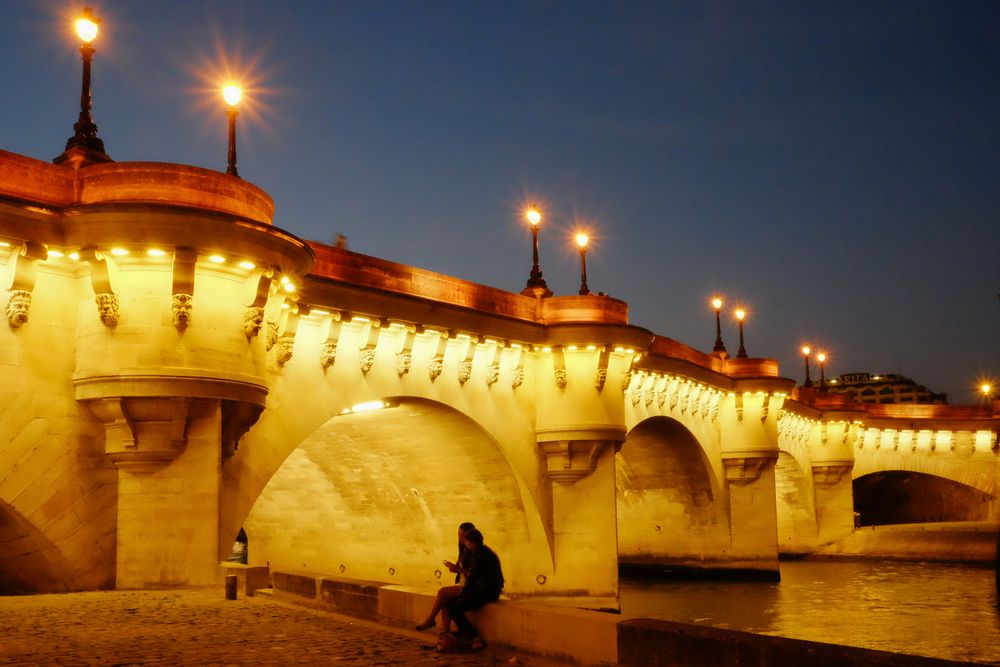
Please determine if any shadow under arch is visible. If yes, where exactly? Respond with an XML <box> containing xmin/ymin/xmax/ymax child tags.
<box><xmin>0</xmin><ymin>499</ymin><xmax>77</xmax><ymax>594</ymax></box>
<box><xmin>242</xmin><ymin>397</ymin><xmax>535</xmax><ymax>590</ymax></box>
<box><xmin>854</xmin><ymin>471</ymin><xmax>995</xmax><ymax>526</ymax></box>
<box><xmin>775</xmin><ymin>450</ymin><xmax>818</xmax><ymax>554</ymax></box>
<box><xmin>617</xmin><ymin>416</ymin><xmax>729</xmax><ymax>569</ymax></box>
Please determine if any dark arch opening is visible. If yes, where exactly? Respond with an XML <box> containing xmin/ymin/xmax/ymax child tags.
<box><xmin>854</xmin><ymin>471</ymin><xmax>993</xmax><ymax>526</ymax></box>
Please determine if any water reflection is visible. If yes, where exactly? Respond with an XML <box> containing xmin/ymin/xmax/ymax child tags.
<box><xmin>620</xmin><ymin>561</ymin><xmax>1000</xmax><ymax>664</ymax></box>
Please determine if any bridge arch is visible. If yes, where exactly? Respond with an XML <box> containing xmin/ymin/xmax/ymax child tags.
<box><xmin>0</xmin><ymin>500</ymin><xmax>78</xmax><ymax>594</ymax></box>
<box><xmin>853</xmin><ymin>471</ymin><xmax>996</xmax><ymax>526</ymax></box>
<box><xmin>233</xmin><ymin>395</ymin><xmax>548</xmax><ymax>593</ymax></box>
<box><xmin>774</xmin><ymin>450</ymin><xmax>818</xmax><ymax>554</ymax></box>
<box><xmin>617</xmin><ymin>416</ymin><xmax>729</xmax><ymax>568</ymax></box>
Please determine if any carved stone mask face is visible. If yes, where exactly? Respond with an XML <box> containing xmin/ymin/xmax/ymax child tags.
<box><xmin>5</xmin><ymin>291</ymin><xmax>30</xmax><ymax>327</ymax></box>
<box><xmin>172</xmin><ymin>294</ymin><xmax>193</xmax><ymax>328</ymax></box>
<box><xmin>244</xmin><ymin>307</ymin><xmax>264</xmax><ymax>337</ymax></box>
<box><xmin>96</xmin><ymin>293</ymin><xmax>119</xmax><ymax>327</ymax></box>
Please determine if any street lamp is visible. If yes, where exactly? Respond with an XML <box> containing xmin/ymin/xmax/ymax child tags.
<box><xmin>575</xmin><ymin>232</ymin><xmax>590</xmax><ymax>295</ymax></box>
<box><xmin>735</xmin><ymin>308</ymin><xmax>747</xmax><ymax>359</ymax></box>
<box><xmin>711</xmin><ymin>297</ymin><xmax>727</xmax><ymax>356</ymax></box>
<box><xmin>980</xmin><ymin>383</ymin><xmax>995</xmax><ymax>404</ymax></box>
<box><xmin>223</xmin><ymin>84</ymin><xmax>242</xmax><ymax>177</ymax></box>
<box><xmin>521</xmin><ymin>208</ymin><xmax>552</xmax><ymax>297</ymax></box>
<box><xmin>62</xmin><ymin>7</ymin><xmax>108</xmax><ymax>158</ymax></box>
<box><xmin>817</xmin><ymin>352</ymin><xmax>827</xmax><ymax>389</ymax></box>
<box><xmin>801</xmin><ymin>345</ymin><xmax>813</xmax><ymax>387</ymax></box>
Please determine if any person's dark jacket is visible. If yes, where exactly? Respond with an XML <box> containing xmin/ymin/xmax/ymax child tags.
<box><xmin>462</xmin><ymin>544</ymin><xmax>504</xmax><ymax>601</ymax></box>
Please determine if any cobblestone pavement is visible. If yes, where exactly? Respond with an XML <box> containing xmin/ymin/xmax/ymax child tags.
<box><xmin>0</xmin><ymin>589</ymin><xmax>570</xmax><ymax>666</ymax></box>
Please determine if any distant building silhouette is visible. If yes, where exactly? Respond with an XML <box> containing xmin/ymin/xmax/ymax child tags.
<box><xmin>824</xmin><ymin>372</ymin><xmax>948</xmax><ymax>405</ymax></box>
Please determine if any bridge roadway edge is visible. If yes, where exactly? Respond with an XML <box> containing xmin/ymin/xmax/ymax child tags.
<box><xmin>255</xmin><ymin>566</ymin><xmax>984</xmax><ymax>667</ymax></box>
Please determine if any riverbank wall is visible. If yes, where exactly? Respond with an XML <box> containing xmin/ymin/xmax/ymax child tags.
<box><xmin>813</xmin><ymin>521</ymin><xmax>998</xmax><ymax>564</ymax></box>
<box><xmin>239</xmin><ymin>566</ymin><xmax>993</xmax><ymax>666</ymax></box>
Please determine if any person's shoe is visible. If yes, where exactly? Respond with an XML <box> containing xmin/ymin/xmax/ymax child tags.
<box><xmin>470</xmin><ymin>637</ymin><xmax>486</xmax><ymax>652</ymax></box>
<box><xmin>415</xmin><ymin>619</ymin><xmax>436</xmax><ymax>631</ymax></box>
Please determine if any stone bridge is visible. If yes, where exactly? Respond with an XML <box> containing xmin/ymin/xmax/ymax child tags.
<box><xmin>0</xmin><ymin>149</ymin><xmax>997</xmax><ymax>605</ymax></box>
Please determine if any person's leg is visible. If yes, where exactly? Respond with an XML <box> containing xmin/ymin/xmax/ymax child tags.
<box><xmin>446</xmin><ymin>598</ymin><xmax>476</xmax><ymax>639</ymax></box>
<box><xmin>417</xmin><ymin>585</ymin><xmax>460</xmax><ymax>630</ymax></box>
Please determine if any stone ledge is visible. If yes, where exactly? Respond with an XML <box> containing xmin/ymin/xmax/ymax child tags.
<box><xmin>218</xmin><ymin>563</ymin><xmax>269</xmax><ymax>597</ymax></box>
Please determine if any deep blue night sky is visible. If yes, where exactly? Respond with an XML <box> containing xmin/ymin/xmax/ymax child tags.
<box><xmin>3</xmin><ymin>1</ymin><xmax>998</xmax><ymax>402</ymax></box>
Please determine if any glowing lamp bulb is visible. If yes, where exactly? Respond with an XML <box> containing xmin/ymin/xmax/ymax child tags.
<box><xmin>575</xmin><ymin>232</ymin><xmax>589</xmax><ymax>249</ymax></box>
<box><xmin>223</xmin><ymin>85</ymin><xmax>242</xmax><ymax>107</ymax></box>
<box><xmin>525</xmin><ymin>209</ymin><xmax>541</xmax><ymax>226</ymax></box>
<box><xmin>801</xmin><ymin>346</ymin><xmax>811</xmax><ymax>356</ymax></box>
<box><xmin>711</xmin><ymin>297</ymin><xmax>722</xmax><ymax>310</ymax></box>
<box><xmin>981</xmin><ymin>384</ymin><xmax>993</xmax><ymax>396</ymax></box>
<box><xmin>75</xmin><ymin>12</ymin><xmax>99</xmax><ymax>43</ymax></box>
<box><xmin>735</xmin><ymin>309</ymin><xmax>745</xmax><ymax>321</ymax></box>
<box><xmin>817</xmin><ymin>353</ymin><xmax>827</xmax><ymax>363</ymax></box>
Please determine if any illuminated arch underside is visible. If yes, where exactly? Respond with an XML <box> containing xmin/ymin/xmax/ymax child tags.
<box><xmin>617</xmin><ymin>417</ymin><xmax>729</xmax><ymax>566</ymax></box>
<box><xmin>244</xmin><ymin>398</ymin><xmax>530</xmax><ymax>588</ymax></box>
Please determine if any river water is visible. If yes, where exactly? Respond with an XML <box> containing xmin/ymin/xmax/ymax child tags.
<box><xmin>619</xmin><ymin>560</ymin><xmax>1000</xmax><ymax>664</ymax></box>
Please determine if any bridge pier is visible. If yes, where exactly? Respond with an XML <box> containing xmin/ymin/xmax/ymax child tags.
<box><xmin>718</xmin><ymin>390</ymin><xmax>785</xmax><ymax>576</ymax></box>
<box><xmin>539</xmin><ymin>433</ymin><xmax>621</xmax><ymax>607</ymax></box>
<box><xmin>112</xmin><ymin>403</ymin><xmax>222</xmax><ymax>588</ymax></box>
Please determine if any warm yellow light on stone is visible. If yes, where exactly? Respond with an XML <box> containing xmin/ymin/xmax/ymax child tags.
<box><xmin>542</xmin><ymin>346</ymin><xmax>552</xmax><ymax>353</ymax></box>
<box><xmin>350</xmin><ymin>400</ymin><xmax>387</xmax><ymax>413</ymax></box>
<box><xmin>75</xmin><ymin>12</ymin><xmax>99</xmax><ymax>43</ymax></box>
<box><xmin>239</xmin><ymin>260</ymin><xmax>256</xmax><ymax>270</ymax></box>
<box><xmin>223</xmin><ymin>85</ymin><xmax>242</xmax><ymax>107</ymax></box>
<box><xmin>586</xmin><ymin>344</ymin><xmax>597</xmax><ymax>350</ymax></box>
<box><xmin>525</xmin><ymin>208</ymin><xmax>541</xmax><ymax>226</ymax></box>
<box><xmin>0</xmin><ymin>241</ymin><xmax>10</xmax><ymax>247</ymax></box>
<box><xmin>567</xmin><ymin>345</ymin><xmax>577</xmax><ymax>351</ymax></box>
<box><xmin>208</xmin><ymin>254</ymin><xmax>226</xmax><ymax>263</ymax></box>
<box><xmin>311</xmin><ymin>309</ymin><xmax>329</xmax><ymax>317</ymax></box>
<box><xmin>147</xmin><ymin>248</ymin><xmax>167</xmax><ymax>257</ymax></box>
<box><xmin>110</xmin><ymin>247</ymin><xmax>128</xmax><ymax>256</ymax></box>
<box><xmin>47</xmin><ymin>249</ymin><xmax>64</xmax><ymax>259</ymax></box>
<box><xmin>68</xmin><ymin>251</ymin><xmax>80</xmax><ymax>261</ymax></box>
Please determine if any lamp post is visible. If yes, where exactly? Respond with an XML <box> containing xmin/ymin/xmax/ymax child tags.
<box><xmin>735</xmin><ymin>308</ymin><xmax>747</xmax><ymax>359</ymax></box>
<box><xmin>801</xmin><ymin>345</ymin><xmax>813</xmax><ymax>387</ymax></box>
<box><xmin>980</xmin><ymin>383</ymin><xmax>995</xmax><ymax>406</ymax></box>
<box><xmin>817</xmin><ymin>352</ymin><xmax>827</xmax><ymax>390</ymax></box>
<box><xmin>711</xmin><ymin>297</ymin><xmax>726</xmax><ymax>355</ymax></box>
<box><xmin>62</xmin><ymin>7</ymin><xmax>108</xmax><ymax>158</ymax></box>
<box><xmin>575</xmin><ymin>232</ymin><xmax>590</xmax><ymax>295</ymax></box>
<box><xmin>223</xmin><ymin>85</ymin><xmax>242</xmax><ymax>177</ymax></box>
<box><xmin>521</xmin><ymin>208</ymin><xmax>552</xmax><ymax>297</ymax></box>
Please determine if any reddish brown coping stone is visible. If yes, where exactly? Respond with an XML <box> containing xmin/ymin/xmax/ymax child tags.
<box><xmin>0</xmin><ymin>150</ymin><xmax>273</xmax><ymax>224</ymax></box>
<box><xmin>309</xmin><ymin>242</ymin><xmax>541</xmax><ymax>323</ymax></box>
